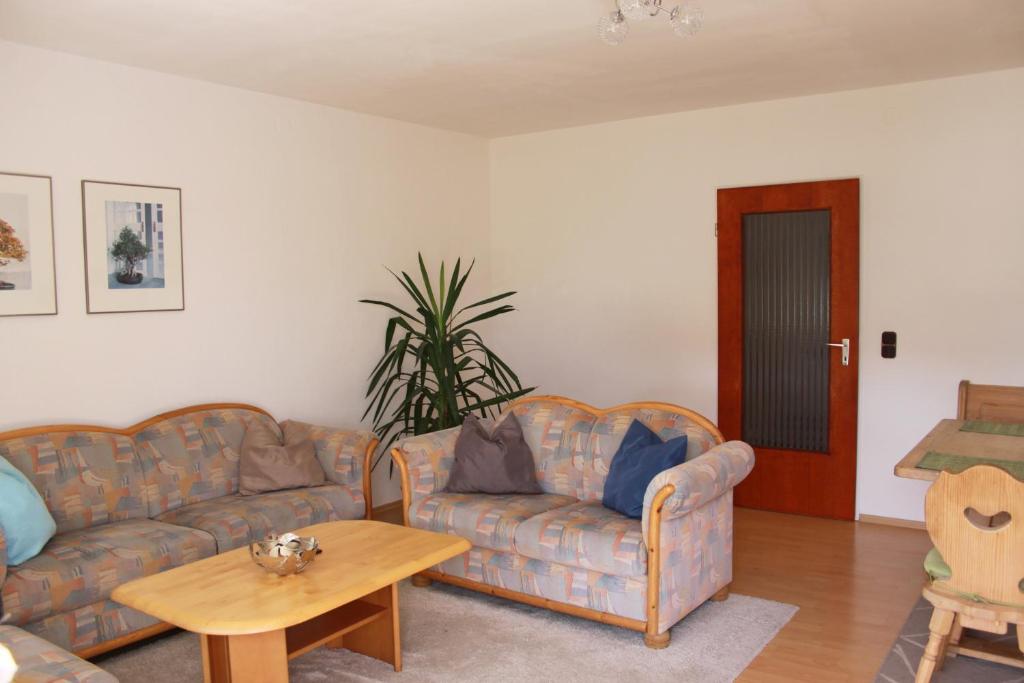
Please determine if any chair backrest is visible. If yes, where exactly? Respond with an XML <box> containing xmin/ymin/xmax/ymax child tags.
<box><xmin>925</xmin><ymin>465</ymin><xmax>1024</xmax><ymax>605</ymax></box>
<box><xmin>957</xmin><ymin>379</ymin><xmax>1024</xmax><ymax>422</ymax></box>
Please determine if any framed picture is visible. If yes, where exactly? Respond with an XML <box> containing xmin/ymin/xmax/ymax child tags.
<box><xmin>0</xmin><ymin>172</ymin><xmax>57</xmax><ymax>317</ymax></box>
<box><xmin>82</xmin><ymin>180</ymin><xmax>184</xmax><ymax>313</ymax></box>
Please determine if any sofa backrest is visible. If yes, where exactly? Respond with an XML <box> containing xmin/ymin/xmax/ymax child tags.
<box><xmin>0</xmin><ymin>430</ymin><xmax>148</xmax><ymax>534</ymax></box>
<box><xmin>500</xmin><ymin>398</ymin><xmax>599</xmax><ymax>498</ymax></box>
<box><xmin>0</xmin><ymin>403</ymin><xmax>278</xmax><ymax>530</ymax></box>
<box><xmin>135</xmin><ymin>406</ymin><xmax>279</xmax><ymax>516</ymax></box>
<box><xmin>503</xmin><ymin>396</ymin><xmax>723</xmax><ymax>502</ymax></box>
<box><xmin>582</xmin><ymin>404</ymin><xmax>723</xmax><ymax>501</ymax></box>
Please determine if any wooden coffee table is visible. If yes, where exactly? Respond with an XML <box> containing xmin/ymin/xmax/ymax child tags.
<box><xmin>112</xmin><ymin>520</ymin><xmax>469</xmax><ymax>682</ymax></box>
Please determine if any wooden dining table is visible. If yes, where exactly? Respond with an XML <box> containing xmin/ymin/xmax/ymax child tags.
<box><xmin>895</xmin><ymin>418</ymin><xmax>1024</xmax><ymax>481</ymax></box>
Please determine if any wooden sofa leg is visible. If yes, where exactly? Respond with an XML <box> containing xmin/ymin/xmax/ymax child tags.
<box><xmin>411</xmin><ymin>574</ymin><xmax>433</xmax><ymax>588</ymax></box>
<box><xmin>644</xmin><ymin>632</ymin><xmax>670</xmax><ymax>649</ymax></box>
<box><xmin>711</xmin><ymin>584</ymin><xmax>730</xmax><ymax>602</ymax></box>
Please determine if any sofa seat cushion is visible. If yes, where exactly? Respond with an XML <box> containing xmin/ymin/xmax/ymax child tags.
<box><xmin>0</xmin><ymin>625</ymin><xmax>117</xmax><ymax>683</ymax></box>
<box><xmin>154</xmin><ymin>485</ymin><xmax>363</xmax><ymax>552</ymax></box>
<box><xmin>513</xmin><ymin>501</ymin><xmax>647</xmax><ymax>577</ymax></box>
<box><xmin>410</xmin><ymin>493</ymin><xmax>576</xmax><ymax>552</ymax></box>
<box><xmin>21</xmin><ymin>598</ymin><xmax>162</xmax><ymax>657</ymax></box>
<box><xmin>0</xmin><ymin>519</ymin><xmax>216</xmax><ymax>626</ymax></box>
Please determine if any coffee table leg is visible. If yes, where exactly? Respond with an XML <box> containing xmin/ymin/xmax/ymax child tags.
<box><xmin>202</xmin><ymin>635</ymin><xmax>230</xmax><ymax>683</ymax></box>
<box><xmin>201</xmin><ymin>630</ymin><xmax>289</xmax><ymax>683</ymax></box>
<box><xmin>327</xmin><ymin>583</ymin><xmax>401</xmax><ymax>672</ymax></box>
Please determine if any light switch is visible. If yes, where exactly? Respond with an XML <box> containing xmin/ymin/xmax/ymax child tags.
<box><xmin>881</xmin><ymin>331</ymin><xmax>897</xmax><ymax>359</ymax></box>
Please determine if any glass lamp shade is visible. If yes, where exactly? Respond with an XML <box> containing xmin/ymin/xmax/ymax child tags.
<box><xmin>670</xmin><ymin>2</ymin><xmax>704</xmax><ymax>36</ymax></box>
<box><xmin>598</xmin><ymin>10</ymin><xmax>630</xmax><ymax>45</ymax></box>
<box><xmin>618</xmin><ymin>0</ymin><xmax>655</xmax><ymax>21</ymax></box>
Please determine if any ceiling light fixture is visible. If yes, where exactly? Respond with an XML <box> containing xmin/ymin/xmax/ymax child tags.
<box><xmin>598</xmin><ymin>0</ymin><xmax>703</xmax><ymax>45</ymax></box>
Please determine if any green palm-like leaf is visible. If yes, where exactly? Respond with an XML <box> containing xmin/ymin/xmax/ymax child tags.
<box><xmin>362</xmin><ymin>253</ymin><xmax>534</xmax><ymax>473</ymax></box>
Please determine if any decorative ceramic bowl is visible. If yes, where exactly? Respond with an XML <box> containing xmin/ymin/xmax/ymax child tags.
<box><xmin>249</xmin><ymin>532</ymin><xmax>321</xmax><ymax>576</ymax></box>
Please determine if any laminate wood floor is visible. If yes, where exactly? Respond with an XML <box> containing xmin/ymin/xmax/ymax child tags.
<box><xmin>732</xmin><ymin>509</ymin><xmax>930</xmax><ymax>682</ymax></box>
<box><xmin>373</xmin><ymin>504</ymin><xmax>931</xmax><ymax>683</ymax></box>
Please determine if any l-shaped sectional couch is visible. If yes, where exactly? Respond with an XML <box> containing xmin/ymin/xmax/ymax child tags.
<box><xmin>0</xmin><ymin>403</ymin><xmax>376</xmax><ymax>682</ymax></box>
<box><xmin>0</xmin><ymin>396</ymin><xmax>753</xmax><ymax>679</ymax></box>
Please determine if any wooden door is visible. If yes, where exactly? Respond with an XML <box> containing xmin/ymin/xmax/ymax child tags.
<box><xmin>717</xmin><ymin>179</ymin><xmax>859</xmax><ymax>519</ymax></box>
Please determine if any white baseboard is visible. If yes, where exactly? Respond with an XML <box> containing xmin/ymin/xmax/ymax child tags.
<box><xmin>857</xmin><ymin>513</ymin><xmax>926</xmax><ymax>530</ymax></box>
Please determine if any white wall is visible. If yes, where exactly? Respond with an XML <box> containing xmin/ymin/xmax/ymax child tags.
<box><xmin>490</xmin><ymin>68</ymin><xmax>1024</xmax><ymax>522</ymax></box>
<box><xmin>0</xmin><ymin>41</ymin><xmax>491</xmax><ymax>506</ymax></box>
<box><xmin>5</xmin><ymin>38</ymin><xmax>1022</xmax><ymax>520</ymax></box>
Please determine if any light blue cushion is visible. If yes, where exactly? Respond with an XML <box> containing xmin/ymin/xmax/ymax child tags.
<box><xmin>0</xmin><ymin>456</ymin><xmax>56</xmax><ymax>565</ymax></box>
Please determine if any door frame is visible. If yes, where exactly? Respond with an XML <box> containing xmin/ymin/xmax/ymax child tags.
<box><xmin>717</xmin><ymin>179</ymin><xmax>860</xmax><ymax>520</ymax></box>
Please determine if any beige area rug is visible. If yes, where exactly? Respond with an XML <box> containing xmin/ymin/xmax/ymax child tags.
<box><xmin>96</xmin><ymin>581</ymin><xmax>796</xmax><ymax>683</ymax></box>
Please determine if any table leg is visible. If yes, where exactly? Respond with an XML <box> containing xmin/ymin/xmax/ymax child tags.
<box><xmin>202</xmin><ymin>630</ymin><xmax>289</xmax><ymax>683</ymax></box>
<box><xmin>202</xmin><ymin>635</ymin><xmax>230</xmax><ymax>683</ymax></box>
<box><xmin>327</xmin><ymin>583</ymin><xmax>401</xmax><ymax>672</ymax></box>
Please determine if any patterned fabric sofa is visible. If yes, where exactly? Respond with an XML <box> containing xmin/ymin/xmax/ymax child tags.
<box><xmin>0</xmin><ymin>403</ymin><xmax>376</xmax><ymax>665</ymax></box>
<box><xmin>0</xmin><ymin>624</ymin><xmax>115</xmax><ymax>682</ymax></box>
<box><xmin>391</xmin><ymin>396</ymin><xmax>754</xmax><ymax>648</ymax></box>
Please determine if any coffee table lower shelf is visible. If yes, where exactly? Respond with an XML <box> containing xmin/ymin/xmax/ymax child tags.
<box><xmin>200</xmin><ymin>583</ymin><xmax>400</xmax><ymax>683</ymax></box>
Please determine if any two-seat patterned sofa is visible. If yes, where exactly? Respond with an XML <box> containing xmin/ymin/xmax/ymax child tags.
<box><xmin>392</xmin><ymin>396</ymin><xmax>755</xmax><ymax>648</ymax></box>
<box><xmin>0</xmin><ymin>403</ymin><xmax>375</xmax><ymax>680</ymax></box>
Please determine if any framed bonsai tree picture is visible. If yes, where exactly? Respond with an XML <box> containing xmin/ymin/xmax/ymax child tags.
<box><xmin>81</xmin><ymin>180</ymin><xmax>184</xmax><ymax>313</ymax></box>
<box><xmin>0</xmin><ymin>171</ymin><xmax>57</xmax><ymax>317</ymax></box>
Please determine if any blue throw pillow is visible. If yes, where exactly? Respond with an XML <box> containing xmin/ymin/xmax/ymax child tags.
<box><xmin>602</xmin><ymin>420</ymin><xmax>688</xmax><ymax>519</ymax></box>
<box><xmin>0</xmin><ymin>456</ymin><xmax>56</xmax><ymax>565</ymax></box>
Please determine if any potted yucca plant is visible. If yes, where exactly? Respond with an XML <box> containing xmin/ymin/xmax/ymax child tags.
<box><xmin>361</xmin><ymin>254</ymin><xmax>534</xmax><ymax>469</ymax></box>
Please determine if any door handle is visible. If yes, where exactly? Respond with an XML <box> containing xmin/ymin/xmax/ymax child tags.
<box><xmin>826</xmin><ymin>338</ymin><xmax>850</xmax><ymax>366</ymax></box>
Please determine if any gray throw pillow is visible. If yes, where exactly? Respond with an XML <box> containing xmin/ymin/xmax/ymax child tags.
<box><xmin>445</xmin><ymin>413</ymin><xmax>543</xmax><ymax>495</ymax></box>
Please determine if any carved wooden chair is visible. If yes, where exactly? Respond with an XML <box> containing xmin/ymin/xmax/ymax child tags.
<box><xmin>915</xmin><ymin>465</ymin><xmax>1024</xmax><ymax>682</ymax></box>
<box><xmin>958</xmin><ymin>379</ymin><xmax>1024</xmax><ymax>422</ymax></box>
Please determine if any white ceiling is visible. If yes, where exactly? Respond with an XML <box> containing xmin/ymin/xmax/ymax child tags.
<box><xmin>2</xmin><ymin>0</ymin><xmax>1023</xmax><ymax>137</ymax></box>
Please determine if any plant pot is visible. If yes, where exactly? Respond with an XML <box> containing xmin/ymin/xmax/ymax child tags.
<box><xmin>116</xmin><ymin>272</ymin><xmax>144</xmax><ymax>285</ymax></box>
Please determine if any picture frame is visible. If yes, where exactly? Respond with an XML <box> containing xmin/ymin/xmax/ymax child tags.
<box><xmin>82</xmin><ymin>180</ymin><xmax>184</xmax><ymax>314</ymax></box>
<box><xmin>0</xmin><ymin>171</ymin><xmax>57</xmax><ymax>317</ymax></box>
